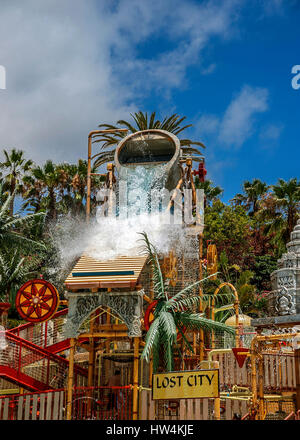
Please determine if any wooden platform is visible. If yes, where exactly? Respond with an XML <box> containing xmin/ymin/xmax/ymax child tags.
<box><xmin>64</xmin><ymin>254</ymin><xmax>148</xmax><ymax>291</ymax></box>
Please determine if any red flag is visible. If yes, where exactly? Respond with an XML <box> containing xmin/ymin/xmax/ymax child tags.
<box><xmin>232</xmin><ymin>347</ymin><xmax>249</xmax><ymax>368</ymax></box>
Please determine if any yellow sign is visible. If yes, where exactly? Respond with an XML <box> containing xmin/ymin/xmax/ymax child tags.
<box><xmin>152</xmin><ymin>369</ymin><xmax>219</xmax><ymax>400</ymax></box>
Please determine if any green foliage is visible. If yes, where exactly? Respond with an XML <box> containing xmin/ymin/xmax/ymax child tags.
<box><xmin>252</xmin><ymin>255</ymin><xmax>278</xmax><ymax>291</ymax></box>
<box><xmin>93</xmin><ymin>112</ymin><xmax>205</xmax><ymax>168</ymax></box>
<box><xmin>0</xmin><ymin>247</ymin><xmax>39</xmax><ymax>303</ymax></box>
<box><xmin>194</xmin><ymin>179</ymin><xmax>223</xmax><ymax>205</ymax></box>
<box><xmin>204</xmin><ymin>200</ymin><xmax>255</xmax><ymax>268</ymax></box>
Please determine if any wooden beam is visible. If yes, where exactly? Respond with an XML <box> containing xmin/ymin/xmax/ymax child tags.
<box><xmin>132</xmin><ymin>337</ymin><xmax>140</xmax><ymax>420</ymax></box>
<box><xmin>93</xmin><ymin>323</ymin><xmax>128</xmax><ymax>331</ymax></box>
<box><xmin>79</xmin><ymin>332</ymin><xmax>128</xmax><ymax>338</ymax></box>
<box><xmin>295</xmin><ymin>349</ymin><xmax>300</xmax><ymax>411</ymax></box>
<box><xmin>66</xmin><ymin>338</ymin><xmax>76</xmax><ymax>420</ymax></box>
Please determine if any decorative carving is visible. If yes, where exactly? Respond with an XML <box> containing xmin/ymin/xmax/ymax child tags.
<box><xmin>64</xmin><ymin>290</ymin><xmax>143</xmax><ymax>338</ymax></box>
<box><xmin>269</xmin><ymin>219</ymin><xmax>300</xmax><ymax>316</ymax></box>
<box><xmin>275</xmin><ymin>287</ymin><xmax>296</xmax><ymax>315</ymax></box>
<box><xmin>278</xmin><ymin>275</ymin><xmax>295</xmax><ymax>289</ymax></box>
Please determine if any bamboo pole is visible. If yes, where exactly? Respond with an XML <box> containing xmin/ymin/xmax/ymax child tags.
<box><xmin>199</xmin><ymin>233</ymin><xmax>204</xmax><ymax>361</ymax></box>
<box><xmin>80</xmin><ymin>331</ymin><xmax>128</xmax><ymax>338</ymax></box>
<box><xmin>86</xmin><ymin>129</ymin><xmax>128</xmax><ymax>222</ymax></box>
<box><xmin>149</xmin><ymin>357</ymin><xmax>153</xmax><ymax>389</ymax></box>
<box><xmin>66</xmin><ymin>338</ymin><xmax>76</xmax><ymax>420</ymax></box>
<box><xmin>251</xmin><ymin>345</ymin><xmax>258</xmax><ymax>419</ymax></box>
<box><xmin>213</xmin><ymin>282</ymin><xmax>240</xmax><ymax>348</ymax></box>
<box><xmin>258</xmin><ymin>355</ymin><xmax>264</xmax><ymax>419</ymax></box>
<box><xmin>214</xmin><ymin>396</ymin><xmax>221</xmax><ymax>420</ymax></box>
<box><xmin>88</xmin><ymin>314</ymin><xmax>95</xmax><ymax>387</ymax></box>
<box><xmin>133</xmin><ymin>337</ymin><xmax>140</xmax><ymax>420</ymax></box>
<box><xmin>87</xmin><ymin>314</ymin><xmax>95</xmax><ymax>417</ymax></box>
<box><xmin>295</xmin><ymin>349</ymin><xmax>300</xmax><ymax>411</ymax></box>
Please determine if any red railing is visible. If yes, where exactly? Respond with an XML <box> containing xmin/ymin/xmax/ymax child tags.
<box><xmin>8</xmin><ymin>308</ymin><xmax>68</xmax><ymax>350</ymax></box>
<box><xmin>0</xmin><ymin>332</ymin><xmax>87</xmax><ymax>391</ymax></box>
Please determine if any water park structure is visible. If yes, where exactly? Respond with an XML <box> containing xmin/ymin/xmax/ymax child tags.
<box><xmin>0</xmin><ymin>128</ymin><xmax>300</xmax><ymax>421</ymax></box>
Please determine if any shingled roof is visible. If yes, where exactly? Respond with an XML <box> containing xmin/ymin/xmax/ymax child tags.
<box><xmin>64</xmin><ymin>254</ymin><xmax>148</xmax><ymax>291</ymax></box>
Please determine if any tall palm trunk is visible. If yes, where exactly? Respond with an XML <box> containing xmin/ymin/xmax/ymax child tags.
<box><xmin>48</xmin><ymin>187</ymin><xmax>57</xmax><ymax>222</ymax></box>
<box><xmin>9</xmin><ymin>178</ymin><xmax>16</xmax><ymax>216</ymax></box>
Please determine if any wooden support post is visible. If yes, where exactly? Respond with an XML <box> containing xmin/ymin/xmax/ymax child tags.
<box><xmin>66</xmin><ymin>338</ymin><xmax>76</xmax><ymax>420</ymax></box>
<box><xmin>234</xmin><ymin>301</ymin><xmax>240</xmax><ymax>348</ymax></box>
<box><xmin>211</xmin><ymin>297</ymin><xmax>215</xmax><ymax>350</ymax></box>
<box><xmin>88</xmin><ymin>315</ymin><xmax>95</xmax><ymax>387</ymax></box>
<box><xmin>258</xmin><ymin>355</ymin><xmax>264</xmax><ymax>420</ymax></box>
<box><xmin>86</xmin><ymin>129</ymin><xmax>128</xmax><ymax>222</ymax></box>
<box><xmin>149</xmin><ymin>357</ymin><xmax>153</xmax><ymax>389</ymax></box>
<box><xmin>250</xmin><ymin>337</ymin><xmax>259</xmax><ymax>420</ymax></box>
<box><xmin>295</xmin><ymin>349</ymin><xmax>300</xmax><ymax>411</ymax></box>
<box><xmin>133</xmin><ymin>337</ymin><xmax>140</xmax><ymax>420</ymax></box>
<box><xmin>198</xmin><ymin>233</ymin><xmax>204</xmax><ymax>361</ymax></box>
<box><xmin>214</xmin><ymin>396</ymin><xmax>221</xmax><ymax>420</ymax></box>
<box><xmin>87</xmin><ymin>315</ymin><xmax>95</xmax><ymax>417</ymax></box>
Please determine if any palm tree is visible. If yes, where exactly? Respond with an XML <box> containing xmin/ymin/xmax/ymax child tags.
<box><xmin>21</xmin><ymin>174</ymin><xmax>44</xmax><ymax>213</ymax></box>
<box><xmin>257</xmin><ymin>178</ymin><xmax>300</xmax><ymax>252</ymax></box>
<box><xmin>140</xmin><ymin>233</ymin><xmax>235</xmax><ymax>372</ymax></box>
<box><xmin>0</xmin><ymin>183</ymin><xmax>45</xmax><ymax>250</ymax></box>
<box><xmin>272</xmin><ymin>178</ymin><xmax>300</xmax><ymax>236</ymax></box>
<box><xmin>0</xmin><ymin>149</ymin><xmax>33</xmax><ymax>216</ymax></box>
<box><xmin>93</xmin><ymin>112</ymin><xmax>205</xmax><ymax>168</ymax></box>
<box><xmin>55</xmin><ymin>160</ymin><xmax>104</xmax><ymax>217</ymax></box>
<box><xmin>232</xmin><ymin>179</ymin><xmax>268</xmax><ymax>215</ymax></box>
<box><xmin>194</xmin><ymin>179</ymin><xmax>223</xmax><ymax>206</ymax></box>
<box><xmin>30</xmin><ymin>160</ymin><xmax>60</xmax><ymax>222</ymax></box>
<box><xmin>0</xmin><ymin>247</ymin><xmax>38</xmax><ymax>303</ymax></box>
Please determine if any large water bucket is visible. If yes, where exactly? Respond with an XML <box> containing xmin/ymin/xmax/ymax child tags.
<box><xmin>114</xmin><ymin>129</ymin><xmax>181</xmax><ymax>190</ymax></box>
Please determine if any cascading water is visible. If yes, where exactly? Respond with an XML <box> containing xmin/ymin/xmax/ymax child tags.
<box><xmin>118</xmin><ymin>163</ymin><xmax>167</xmax><ymax>217</ymax></box>
<box><xmin>56</xmin><ymin>129</ymin><xmax>192</xmax><ymax>265</ymax></box>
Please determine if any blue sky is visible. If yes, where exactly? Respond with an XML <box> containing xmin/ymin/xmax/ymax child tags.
<box><xmin>0</xmin><ymin>0</ymin><xmax>299</xmax><ymax>202</ymax></box>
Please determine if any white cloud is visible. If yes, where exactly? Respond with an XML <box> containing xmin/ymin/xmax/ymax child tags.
<box><xmin>201</xmin><ymin>63</ymin><xmax>217</xmax><ymax>75</ymax></box>
<box><xmin>197</xmin><ymin>114</ymin><xmax>220</xmax><ymax>136</ymax></box>
<box><xmin>218</xmin><ymin>85</ymin><xmax>269</xmax><ymax>147</ymax></box>
<box><xmin>0</xmin><ymin>0</ymin><xmax>241</xmax><ymax>164</ymax></box>
<box><xmin>195</xmin><ymin>84</ymin><xmax>270</xmax><ymax>150</ymax></box>
<box><xmin>259</xmin><ymin>123</ymin><xmax>284</xmax><ymax>141</ymax></box>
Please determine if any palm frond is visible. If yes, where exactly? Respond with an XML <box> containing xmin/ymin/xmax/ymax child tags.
<box><xmin>177</xmin><ymin>312</ymin><xmax>235</xmax><ymax>335</ymax></box>
<box><xmin>141</xmin><ymin>318</ymin><xmax>160</xmax><ymax>362</ymax></box>
<box><xmin>139</xmin><ymin>232</ymin><xmax>166</xmax><ymax>299</ymax></box>
<box><xmin>159</xmin><ymin>311</ymin><xmax>177</xmax><ymax>342</ymax></box>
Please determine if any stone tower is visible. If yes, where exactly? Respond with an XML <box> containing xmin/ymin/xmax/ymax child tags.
<box><xmin>270</xmin><ymin>219</ymin><xmax>300</xmax><ymax>316</ymax></box>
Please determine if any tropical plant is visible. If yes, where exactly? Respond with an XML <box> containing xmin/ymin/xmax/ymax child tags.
<box><xmin>231</xmin><ymin>179</ymin><xmax>269</xmax><ymax>215</ymax></box>
<box><xmin>194</xmin><ymin>178</ymin><xmax>223</xmax><ymax>205</ymax></box>
<box><xmin>93</xmin><ymin>112</ymin><xmax>205</xmax><ymax>168</ymax></box>
<box><xmin>257</xmin><ymin>178</ymin><xmax>300</xmax><ymax>251</ymax></box>
<box><xmin>28</xmin><ymin>160</ymin><xmax>60</xmax><ymax>222</ymax></box>
<box><xmin>0</xmin><ymin>247</ymin><xmax>38</xmax><ymax>303</ymax></box>
<box><xmin>0</xmin><ymin>149</ymin><xmax>33</xmax><ymax>215</ymax></box>
<box><xmin>140</xmin><ymin>233</ymin><xmax>235</xmax><ymax>372</ymax></box>
<box><xmin>217</xmin><ymin>251</ymin><xmax>267</xmax><ymax>316</ymax></box>
<box><xmin>0</xmin><ymin>184</ymin><xmax>45</xmax><ymax>250</ymax></box>
<box><xmin>252</xmin><ymin>255</ymin><xmax>278</xmax><ymax>292</ymax></box>
<box><xmin>204</xmin><ymin>200</ymin><xmax>255</xmax><ymax>268</ymax></box>
<box><xmin>271</xmin><ymin>178</ymin><xmax>300</xmax><ymax>235</ymax></box>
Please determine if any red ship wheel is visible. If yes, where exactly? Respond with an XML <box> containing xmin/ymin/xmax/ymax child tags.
<box><xmin>16</xmin><ymin>279</ymin><xmax>59</xmax><ymax>323</ymax></box>
<box><xmin>144</xmin><ymin>300</ymin><xmax>186</xmax><ymax>340</ymax></box>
